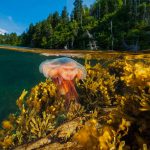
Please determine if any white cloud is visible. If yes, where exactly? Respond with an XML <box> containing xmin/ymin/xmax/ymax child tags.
<box><xmin>0</xmin><ymin>28</ymin><xmax>8</xmax><ymax>35</ymax></box>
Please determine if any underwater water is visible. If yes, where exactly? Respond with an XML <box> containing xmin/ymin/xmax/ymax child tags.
<box><xmin>0</xmin><ymin>49</ymin><xmax>150</xmax><ymax>122</ymax></box>
<box><xmin>0</xmin><ymin>49</ymin><xmax>87</xmax><ymax>122</ymax></box>
<box><xmin>0</xmin><ymin>48</ymin><xmax>150</xmax><ymax>149</ymax></box>
<box><xmin>0</xmin><ymin>49</ymin><xmax>56</xmax><ymax>122</ymax></box>
<box><xmin>0</xmin><ymin>49</ymin><xmax>43</xmax><ymax>121</ymax></box>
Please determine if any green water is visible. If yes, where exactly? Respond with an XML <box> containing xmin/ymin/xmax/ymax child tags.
<box><xmin>0</xmin><ymin>49</ymin><xmax>86</xmax><ymax>122</ymax></box>
<box><xmin>0</xmin><ymin>49</ymin><xmax>58</xmax><ymax>122</ymax></box>
<box><xmin>1</xmin><ymin>48</ymin><xmax>148</xmax><ymax>123</ymax></box>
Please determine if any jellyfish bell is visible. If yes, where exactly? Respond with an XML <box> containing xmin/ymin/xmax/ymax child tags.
<box><xmin>76</xmin><ymin>68</ymin><xmax>85</xmax><ymax>79</ymax></box>
<box><xmin>39</xmin><ymin>60</ymin><xmax>60</xmax><ymax>78</ymax></box>
<box><xmin>60</xmin><ymin>62</ymin><xmax>86</xmax><ymax>81</ymax></box>
<box><xmin>59</xmin><ymin>63</ymin><xmax>78</xmax><ymax>81</ymax></box>
<box><xmin>40</xmin><ymin>57</ymin><xmax>86</xmax><ymax>80</ymax></box>
<box><xmin>39</xmin><ymin>57</ymin><xmax>86</xmax><ymax>108</ymax></box>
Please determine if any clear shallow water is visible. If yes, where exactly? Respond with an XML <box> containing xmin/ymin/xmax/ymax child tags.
<box><xmin>0</xmin><ymin>49</ymin><xmax>86</xmax><ymax>122</ymax></box>
<box><xmin>0</xmin><ymin>49</ymin><xmax>57</xmax><ymax>122</ymax></box>
<box><xmin>0</xmin><ymin>48</ymin><xmax>149</xmax><ymax>122</ymax></box>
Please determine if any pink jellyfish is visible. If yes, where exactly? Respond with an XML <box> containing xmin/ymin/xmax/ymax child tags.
<box><xmin>39</xmin><ymin>57</ymin><xmax>86</xmax><ymax>108</ymax></box>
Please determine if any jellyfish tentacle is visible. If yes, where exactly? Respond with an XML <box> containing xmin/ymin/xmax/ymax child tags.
<box><xmin>60</xmin><ymin>79</ymin><xmax>78</xmax><ymax>109</ymax></box>
<box><xmin>69</xmin><ymin>80</ymin><xmax>78</xmax><ymax>101</ymax></box>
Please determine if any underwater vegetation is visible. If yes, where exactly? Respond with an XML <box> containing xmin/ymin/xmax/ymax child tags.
<box><xmin>0</xmin><ymin>55</ymin><xmax>150</xmax><ymax>149</ymax></box>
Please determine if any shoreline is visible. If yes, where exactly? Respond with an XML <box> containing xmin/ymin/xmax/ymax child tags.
<box><xmin>0</xmin><ymin>45</ymin><xmax>150</xmax><ymax>59</ymax></box>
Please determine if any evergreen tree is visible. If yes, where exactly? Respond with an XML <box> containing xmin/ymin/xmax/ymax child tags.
<box><xmin>73</xmin><ymin>0</ymin><xmax>83</xmax><ymax>24</ymax></box>
<box><xmin>1</xmin><ymin>0</ymin><xmax>150</xmax><ymax>50</ymax></box>
<box><xmin>52</xmin><ymin>11</ymin><xmax>60</xmax><ymax>28</ymax></box>
<box><xmin>61</xmin><ymin>6</ymin><xmax>69</xmax><ymax>24</ymax></box>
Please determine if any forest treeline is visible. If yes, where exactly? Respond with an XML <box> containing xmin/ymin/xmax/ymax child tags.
<box><xmin>0</xmin><ymin>0</ymin><xmax>150</xmax><ymax>50</ymax></box>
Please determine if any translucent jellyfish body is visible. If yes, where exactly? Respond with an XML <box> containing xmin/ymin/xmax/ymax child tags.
<box><xmin>39</xmin><ymin>57</ymin><xmax>86</xmax><ymax>108</ymax></box>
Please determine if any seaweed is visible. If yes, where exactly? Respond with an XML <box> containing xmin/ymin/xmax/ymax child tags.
<box><xmin>0</xmin><ymin>56</ymin><xmax>150</xmax><ymax>149</ymax></box>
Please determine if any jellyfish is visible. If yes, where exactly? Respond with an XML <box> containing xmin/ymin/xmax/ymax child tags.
<box><xmin>39</xmin><ymin>57</ymin><xmax>86</xmax><ymax>108</ymax></box>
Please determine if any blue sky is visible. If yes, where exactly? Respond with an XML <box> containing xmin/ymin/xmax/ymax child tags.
<box><xmin>0</xmin><ymin>0</ymin><xmax>95</xmax><ymax>35</ymax></box>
